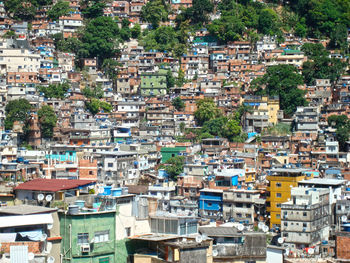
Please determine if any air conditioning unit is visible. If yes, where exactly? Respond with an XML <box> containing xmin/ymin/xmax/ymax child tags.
<box><xmin>81</xmin><ymin>244</ymin><xmax>90</xmax><ymax>253</ymax></box>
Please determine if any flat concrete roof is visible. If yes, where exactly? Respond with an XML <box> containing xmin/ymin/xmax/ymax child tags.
<box><xmin>0</xmin><ymin>205</ymin><xmax>57</xmax><ymax>215</ymax></box>
<box><xmin>299</xmin><ymin>178</ymin><xmax>346</xmax><ymax>186</ymax></box>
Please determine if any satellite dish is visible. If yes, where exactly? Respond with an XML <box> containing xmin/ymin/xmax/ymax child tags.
<box><xmin>258</xmin><ymin>222</ymin><xmax>264</xmax><ymax>229</ymax></box>
<box><xmin>202</xmin><ymin>233</ymin><xmax>208</xmax><ymax>240</ymax></box>
<box><xmin>47</xmin><ymin>224</ymin><xmax>53</xmax><ymax>230</ymax></box>
<box><xmin>342</xmin><ymin>215</ymin><xmax>348</xmax><ymax>222</ymax></box>
<box><xmin>195</xmin><ymin>235</ymin><xmax>203</xmax><ymax>243</ymax></box>
<box><xmin>263</xmin><ymin>226</ymin><xmax>269</xmax><ymax>233</ymax></box>
<box><xmin>37</xmin><ymin>194</ymin><xmax>44</xmax><ymax>201</ymax></box>
<box><xmin>278</xmin><ymin>237</ymin><xmax>284</xmax><ymax>244</ymax></box>
<box><xmin>237</xmin><ymin>224</ymin><xmax>244</xmax><ymax>231</ymax></box>
<box><xmin>2</xmin><ymin>159</ymin><xmax>8</xmax><ymax>164</ymax></box>
<box><xmin>41</xmin><ymin>234</ymin><xmax>48</xmax><ymax>241</ymax></box>
<box><xmin>28</xmin><ymin>252</ymin><xmax>34</xmax><ymax>260</ymax></box>
<box><xmin>90</xmin><ymin>238</ymin><xmax>95</xmax><ymax>244</ymax></box>
<box><xmin>182</xmin><ymin>237</ymin><xmax>187</xmax><ymax>243</ymax></box>
<box><xmin>45</xmin><ymin>195</ymin><xmax>53</xmax><ymax>202</ymax></box>
<box><xmin>212</xmin><ymin>249</ymin><xmax>218</xmax><ymax>257</ymax></box>
<box><xmin>308</xmin><ymin>248</ymin><xmax>315</xmax><ymax>255</ymax></box>
<box><xmin>46</xmin><ymin>242</ymin><xmax>53</xmax><ymax>253</ymax></box>
<box><xmin>47</xmin><ymin>256</ymin><xmax>55</xmax><ymax>263</ymax></box>
<box><xmin>98</xmin><ymin>187</ymin><xmax>104</xmax><ymax>194</ymax></box>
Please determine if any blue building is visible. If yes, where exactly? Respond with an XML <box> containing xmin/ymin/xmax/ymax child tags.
<box><xmin>199</xmin><ymin>189</ymin><xmax>223</xmax><ymax>219</ymax></box>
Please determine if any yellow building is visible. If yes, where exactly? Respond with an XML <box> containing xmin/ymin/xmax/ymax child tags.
<box><xmin>241</xmin><ymin>95</ymin><xmax>282</xmax><ymax>133</ymax></box>
<box><xmin>266</xmin><ymin>168</ymin><xmax>315</xmax><ymax>229</ymax></box>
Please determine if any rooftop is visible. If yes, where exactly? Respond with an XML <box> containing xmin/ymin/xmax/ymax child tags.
<box><xmin>0</xmin><ymin>205</ymin><xmax>57</xmax><ymax>215</ymax></box>
<box><xmin>299</xmin><ymin>178</ymin><xmax>346</xmax><ymax>186</ymax></box>
<box><xmin>15</xmin><ymin>178</ymin><xmax>96</xmax><ymax>192</ymax></box>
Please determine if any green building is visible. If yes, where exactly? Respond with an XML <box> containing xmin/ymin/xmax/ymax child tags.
<box><xmin>160</xmin><ymin>146</ymin><xmax>186</xmax><ymax>163</ymax></box>
<box><xmin>59</xmin><ymin>210</ymin><xmax>116</xmax><ymax>263</ymax></box>
<box><xmin>140</xmin><ymin>69</ymin><xmax>167</xmax><ymax>96</ymax></box>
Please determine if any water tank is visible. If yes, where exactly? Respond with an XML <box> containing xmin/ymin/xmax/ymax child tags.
<box><xmin>68</xmin><ymin>205</ymin><xmax>79</xmax><ymax>215</ymax></box>
<box><xmin>122</xmin><ymin>187</ymin><xmax>128</xmax><ymax>195</ymax></box>
<box><xmin>74</xmin><ymin>200</ymin><xmax>85</xmax><ymax>209</ymax></box>
<box><xmin>111</xmin><ymin>188</ymin><xmax>122</xmax><ymax>197</ymax></box>
<box><xmin>231</xmin><ymin>175</ymin><xmax>238</xmax><ymax>186</ymax></box>
<box><xmin>103</xmin><ymin>186</ymin><xmax>112</xmax><ymax>195</ymax></box>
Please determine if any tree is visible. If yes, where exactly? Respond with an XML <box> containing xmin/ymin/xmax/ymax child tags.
<box><xmin>131</xmin><ymin>24</ymin><xmax>141</xmax><ymax>39</ymax></box>
<box><xmin>141</xmin><ymin>0</ymin><xmax>168</xmax><ymax>28</ymax></box>
<box><xmin>172</xmin><ymin>97</ymin><xmax>185</xmax><ymax>111</ymax></box>
<box><xmin>329</xmin><ymin>23</ymin><xmax>348</xmax><ymax>50</ymax></box>
<box><xmin>82</xmin><ymin>1</ymin><xmax>106</xmax><ymax>19</ymax></box>
<box><xmin>5</xmin><ymin>99</ymin><xmax>31</xmax><ymax>131</ymax></box>
<box><xmin>163</xmin><ymin>156</ymin><xmax>185</xmax><ymax>181</ymax></box>
<box><xmin>176</xmin><ymin>68</ymin><xmax>185</xmax><ymax>87</ymax></box>
<box><xmin>258</xmin><ymin>9</ymin><xmax>279</xmax><ymax>35</ymax></box>
<box><xmin>38</xmin><ymin>105</ymin><xmax>57</xmax><ymax>138</ymax></box>
<box><xmin>101</xmin><ymin>58</ymin><xmax>120</xmax><ymax>87</ymax></box>
<box><xmin>85</xmin><ymin>99</ymin><xmax>112</xmax><ymax>115</ymax></box>
<box><xmin>208</xmin><ymin>15</ymin><xmax>245</xmax><ymax>43</ymax></box>
<box><xmin>251</xmin><ymin>65</ymin><xmax>307</xmax><ymax>116</ymax></box>
<box><xmin>166</xmin><ymin>70</ymin><xmax>175</xmax><ymax>92</ymax></box>
<box><xmin>4</xmin><ymin>0</ymin><xmax>37</xmax><ymax>20</ymax></box>
<box><xmin>81</xmin><ymin>16</ymin><xmax>120</xmax><ymax>61</ymax></box>
<box><xmin>302</xmin><ymin>56</ymin><xmax>346</xmax><ymax>85</ymax></box>
<box><xmin>328</xmin><ymin>115</ymin><xmax>348</xmax><ymax>129</ymax></box>
<box><xmin>82</xmin><ymin>85</ymin><xmax>104</xmax><ymax>99</ymax></box>
<box><xmin>47</xmin><ymin>0</ymin><xmax>70</xmax><ymax>21</ymax></box>
<box><xmin>38</xmin><ymin>82</ymin><xmax>70</xmax><ymax>99</ymax></box>
<box><xmin>336</xmin><ymin>126</ymin><xmax>349</xmax><ymax>152</ymax></box>
<box><xmin>194</xmin><ymin>99</ymin><xmax>222</xmax><ymax>126</ymax></box>
<box><xmin>301</xmin><ymin>43</ymin><xmax>329</xmax><ymax>59</ymax></box>
<box><xmin>141</xmin><ymin>26</ymin><xmax>180</xmax><ymax>54</ymax></box>
<box><xmin>190</xmin><ymin>0</ymin><xmax>214</xmax><ymax>25</ymax></box>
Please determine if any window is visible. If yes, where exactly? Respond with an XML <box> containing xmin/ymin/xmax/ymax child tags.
<box><xmin>125</xmin><ymin>227</ymin><xmax>131</xmax><ymax>237</ymax></box>
<box><xmin>108</xmin><ymin>163</ymin><xmax>113</xmax><ymax>168</ymax></box>
<box><xmin>303</xmin><ymin>212</ymin><xmax>307</xmax><ymax>216</ymax></box>
<box><xmin>77</xmin><ymin>233</ymin><xmax>89</xmax><ymax>244</ymax></box>
<box><xmin>276</xmin><ymin>214</ymin><xmax>280</xmax><ymax>219</ymax></box>
<box><xmin>89</xmin><ymin>171</ymin><xmax>94</xmax><ymax>175</ymax></box>
<box><xmin>276</xmin><ymin>183</ymin><xmax>282</xmax><ymax>187</ymax></box>
<box><xmin>94</xmin><ymin>230</ymin><xmax>109</xmax><ymax>243</ymax></box>
<box><xmin>99</xmin><ymin>257</ymin><xmax>110</xmax><ymax>263</ymax></box>
<box><xmin>276</xmin><ymin>193</ymin><xmax>282</xmax><ymax>198</ymax></box>
<box><xmin>303</xmin><ymin>223</ymin><xmax>307</xmax><ymax>228</ymax></box>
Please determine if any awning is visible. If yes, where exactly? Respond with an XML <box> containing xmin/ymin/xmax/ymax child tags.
<box><xmin>0</xmin><ymin>213</ymin><xmax>53</xmax><ymax>228</ymax></box>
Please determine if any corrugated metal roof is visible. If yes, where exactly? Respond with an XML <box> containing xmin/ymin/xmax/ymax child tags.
<box><xmin>15</xmin><ymin>179</ymin><xmax>96</xmax><ymax>192</ymax></box>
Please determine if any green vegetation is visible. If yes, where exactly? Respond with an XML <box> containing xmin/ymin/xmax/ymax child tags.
<box><xmin>193</xmin><ymin>99</ymin><xmax>246</xmax><ymax>142</ymax></box>
<box><xmin>81</xmin><ymin>0</ymin><xmax>106</xmax><ymax>19</ymax></box>
<box><xmin>327</xmin><ymin>115</ymin><xmax>350</xmax><ymax>151</ymax></box>
<box><xmin>38</xmin><ymin>105</ymin><xmax>57</xmax><ymax>138</ymax></box>
<box><xmin>194</xmin><ymin>98</ymin><xmax>222</xmax><ymax>126</ymax></box>
<box><xmin>82</xmin><ymin>85</ymin><xmax>104</xmax><ymax>99</ymax></box>
<box><xmin>38</xmin><ymin>82</ymin><xmax>70</xmax><ymax>99</ymax></box>
<box><xmin>172</xmin><ymin>97</ymin><xmax>185</xmax><ymax>111</ymax></box>
<box><xmin>4</xmin><ymin>99</ymin><xmax>32</xmax><ymax>131</ymax></box>
<box><xmin>250</xmin><ymin>64</ymin><xmax>307</xmax><ymax>116</ymax></box>
<box><xmin>85</xmin><ymin>99</ymin><xmax>112</xmax><ymax>115</ymax></box>
<box><xmin>262</xmin><ymin>123</ymin><xmax>292</xmax><ymax>136</ymax></box>
<box><xmin>141</xmin><ymin>0</ymin><xmax>169</xmax><ymax>28</ymax></box>
<box><xmin>4</xmin><ymin>0</ymin><xmax>53</xmax><ymax>20</ymax></box>
<box><xmin>47</xmin><ymin>0</ymin><xmax>70</xmax><ymax>21</ymax></box>
<box><xmin>161</xmin><ymin>156</ymin><xmax>185</xmax><ymax>181</ymax></box>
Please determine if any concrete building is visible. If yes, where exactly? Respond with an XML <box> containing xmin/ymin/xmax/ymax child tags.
<box><xmin>266</xmin><ymin>168</ymin><xmax>314</xmax><ymax>228</ymax></box>
<box><xmin>281</xmin><ymin>187</ymin><xmax>330</xmax><ymax>250</ymax></box>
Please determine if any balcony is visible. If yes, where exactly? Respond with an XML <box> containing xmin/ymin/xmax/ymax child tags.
<box><xmin>1</xmin><ymin>241</ymin><xmax>45</xmax><ymax>254</ymax></box>
<box><xmin>199</xmin><ymin>194</ymin><xmax>222</xmax><ymax>201</ymax></box>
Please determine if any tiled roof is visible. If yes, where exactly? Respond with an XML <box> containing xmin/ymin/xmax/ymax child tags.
<box><xmin>15</xmin><ymin>178</ymin><xmax>96</xmax><ymax>192</ymax></box>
